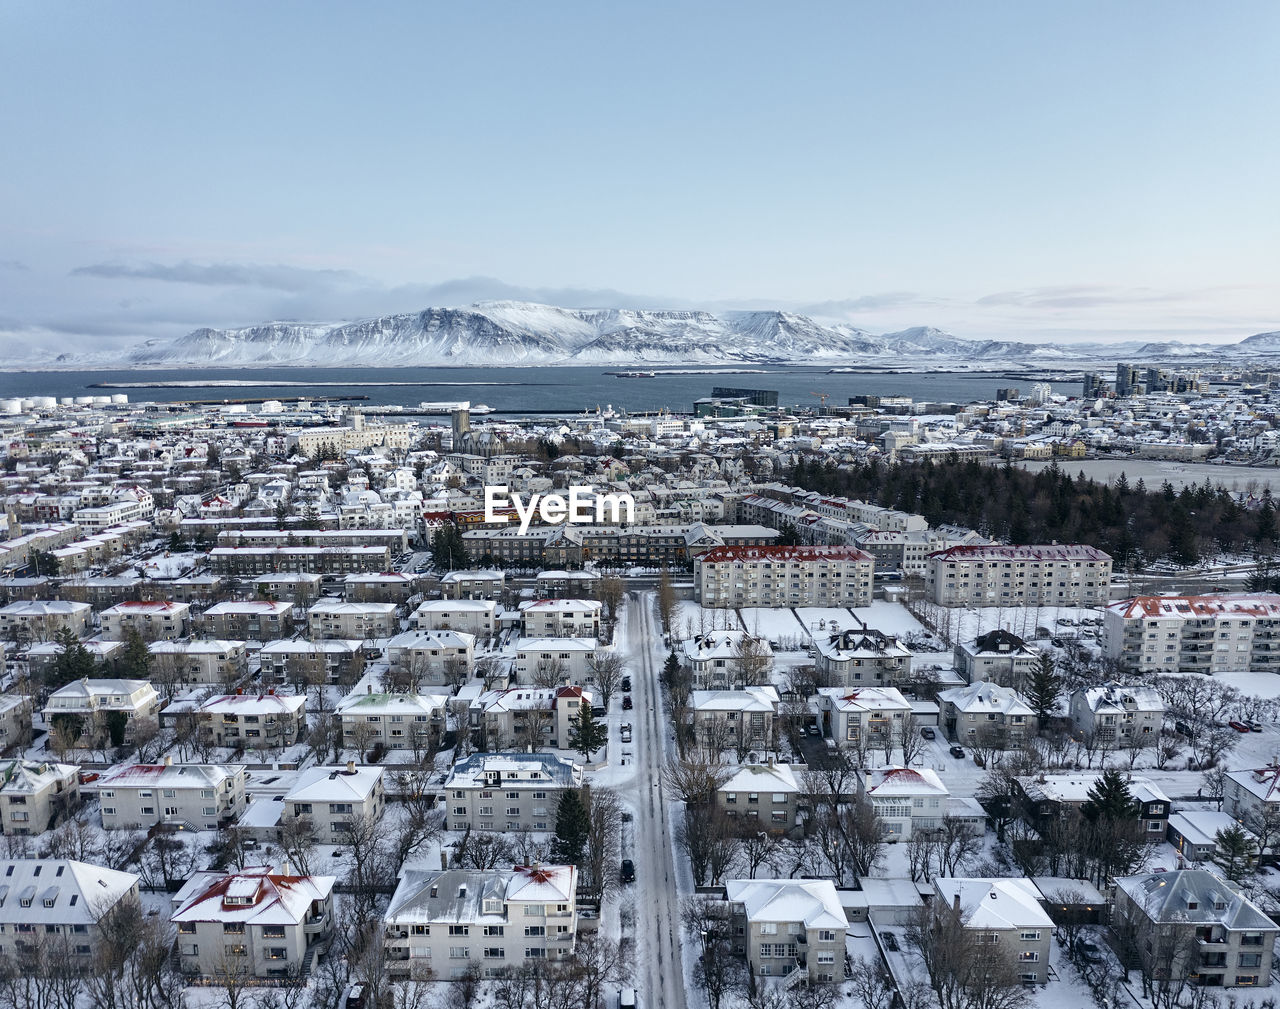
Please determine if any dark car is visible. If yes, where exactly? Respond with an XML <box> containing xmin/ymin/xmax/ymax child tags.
<box><xmin>882</xmin><ymin>931</ymin><xmax>900</xmax><ymax>952</ymax></box>
<box><xmin>1175</xmin><ymin>720</ymin><xmax>1196</xmax><ymax>738</ymax></box>
<box><xmin>621</xmin><ymin>859</ymin><xmax>635</xmax><ymax>883</ymax></box>
<box><xmin>805</xmin><ymin>724</ymin><xmax>821</xmax><ymax>737</ymax></box>
<box><xmin>921</xmin><ymin>727</ymin><xmax>936</xmax><ymax>740</ymax></box>
<box><xmin>621</xmin><ymin>677</ymin><xmax>632</xmax><ymax>691</ymax></box>
<box><xmin>622</xmin><ymin>695</ymin><xmax>633</xmax><ymax>710</ymax></box>
<box><xmin>1051</xmin><ymin>637</ymin><xmax>1065</xmax><ymax>648</ymax></box>
<box><xmin>1077</xmin><ymin>940</ymin><xmax>1104</xmax><ymax>964</ymax></box>
<box><xmin>592</xmin><ymin>705</ymin><xmax>606</xmax><ymax>718</ymax></box>
<box><xmin>346</xmin><ymin>983</ymin><xmax>367</xmax><ymax>1009</ymax></box>
<box><xmin>1248</xmin><ymin>720</ymin><xmax>1265</xmax><ymax>732</ymax></box>
<box><xmin>949</xmin><ymin>745</ymin><xmax>966</xmax><ymax>758</ymax></box>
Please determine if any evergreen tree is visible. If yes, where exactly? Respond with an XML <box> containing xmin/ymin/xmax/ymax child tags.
<box><xmin>551</xmin><ymin>789</ymin><xmax>590</xmax><ymax>865</ymax></box>
<box><xmin>1081</xmin><ymin>768</ymin><xmax>1139</xmax><ymax>823</ymax></box>
<box><xmin>568</xmin><ymin>705</ymin><xmax>608</xmax><ymax>761</ymax></box>
<box><xmin>1212</xmin><ymin>825</ymin><xmax>1257</xmax><ymax>883</ymax></box>
<box><xmin>120</xmin><ymin>627</ymin><xmax>152</xmax><ymax>682</ymax></box>
<box><xmin>1025</xmin><ymin>652</ymin><xmax>1062</xmax><ymax>725</ymax></box>
<box><xmin>50</xmin><ymin>626</ymin><xmax>95</xmax><ymax>685</ymax></box>
<box><xmin>430</xmin><ymin>524</ymin><xmax>471</xmax><ymax>572</ymax></box>
<box><xmin>775</xmin><ymin>522</ymin><xmax>802</xmax><ymax>547</ymax></box>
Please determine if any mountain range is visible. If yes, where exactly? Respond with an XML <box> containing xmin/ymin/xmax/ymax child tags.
<box><xmin>44</xmin><ymin>301</ymin><xmax>1280</xmax><ymax>368</ymax></box>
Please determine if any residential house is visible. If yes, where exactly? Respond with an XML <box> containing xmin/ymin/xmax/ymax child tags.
<box><xmin>195</xmin><ymin>692</ymin><xmax>306</xmax><ymax>748</ymax></box>
<box><xmin>926</xmin><ymin>544</ymin><xmax>1112</xmax><ymax>607</ymax></box>
<box><xmin>334</xmin><ymin>691</ymin><xmax>448</xmax><ymax>751</ymax></box>
<box><xmin>724</xmin><ymin>878</ymin><xmax>849</xmax><ymax>984</ymax></box>
<box><xmin>512</xmin><ymin>638</ymin><xmax>599</xmax><ymax>687</ymax></box>
<box><xmin>148</xmin><ymin>639</ymin><xmax>247</xmax><ymax>687</ymax></box>
<box><xmin>306</xmin><ymin>600</ymin><xmax>399</xmax><ymax>640</ymax></box>
<box><xmin>283</xmin><ymin>763</ymin><xmax>385</xmax><ymax>842</ymax></box>
<box><xmin>440</xmin><ymin>752</ymin><xmax>583</xmax><ymax>832</ymax></box>
<box><xmin>682</xmin><ymin>632</ymin><xmax>775</xmax><ymax>690</ymax></box>
<box><xmin>411</xmin><ymin>599</ymin><xmax>498</xmax><ymax>637</ymax></box>
<box><xmin>98</xmin><ymin>600</ymin><xmax>191</xmax><ymax>641</ymax></box>
<box><xmin>468</xmin><ymin>686</ymin><xmax>593</xmax><ymax>751</ymax></box>
<box><xmin>938</xmin><ymin>681</ymin><xmax>1036</xmax><ymax>748</ymax></box>
<box><xmin>858</xmin><ymin>766</ymin><xmax>950</xmax><ymax>839</ymax></box>
<box><xmin>717</xmin><ymin>762</ymin><xmax>805</xmax><ymax>833</ymax></box>
<box><xmin>954</xmin><ymin>629</ymin><xmax>1042</xmax><ymax>689</ymax></box>
<box><xmin>385</xmin><ymin>630</ymin><xmax>475</xmax><ymax>687</ymax></box>
<box><xmin>0</xmin><ymin>859</ymin><xmax>140</xmax><ymax>966</ymax></box>
<box><xmin>0</xmin><ymin>599</ymin><xmax>90</xmax><ymax>641</ymax></box>
<box><xmin>0</xmin><ymin>760</ymin><xmax>79</xmax><ymax>835</ymax></box>
<box><xmin>813</xmin><ymin>627</ymin><xmax>912</xmax><ymax>687</ymax></box>
<box><xmin>1070</xmin><ymin>683</ymin><xmax>1164</xmax><ymax>748</ymax></box>
<box><xmin>41</xmin><ymin>678</ymin><xmax>161</xmax><ymax>750</ymax></box>
<box><xmin>200</xmin><ymin>600</ymin><xmax>294</xmax><ymax>641</ymax></box>
<box><xmin>518</xmin><ymin>599</ymin><xmax>601</xmax><ymax>639</ymax></box>
<box><xmin>932</xmin><ymin>877</ymin><xmax>1055</xmax><ymax>984</ymax></box>
<box><xmin>811</xmin><ymin>686</ymin><xmax>912</xmax><ymax>751</ymax></box>
<box><xmin>97</xmin><ymin>758</ymin><xmax>246</xmax><ymax>831</ymax></box>
<box><xmin>690</xmin><ymin>687</ymin><xmax>779</xmax><ymax>753</ymax></box>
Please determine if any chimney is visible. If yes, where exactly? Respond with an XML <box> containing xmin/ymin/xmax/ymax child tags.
<box><xmin>367</xmin><ymin>684</ymin><xmax>372</xmax><ymax>694</ymax></box>
<box><xmin>163</xmin><ymin>755</ymin><xmax>173</xmax><ymax>767</ymax></box>
<box><xmin>346</xmin><ymin>760</ymin><xmax>356</xmax><ymax>774</ymax></box>
<box><xmin>952</xmin><ymin>891</ymin><xmax>960</xmax><ymax>914</ymax></box>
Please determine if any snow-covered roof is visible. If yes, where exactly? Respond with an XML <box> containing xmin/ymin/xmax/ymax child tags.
<box><xmin>862</xmin><ymin>765</ymin><xmax>949</xmax><ymax>798</ymax></box>
<box><xmin>171</xmin><ymin>867</ymin><xmax>334</xmax><ymax>926</ymax></box>
<box><xmin>720</xmin><ymin>763</ymin><xmax>802</xmax><ymax>795</ymax></box>
<box><xmin>691</xmin><ymin>686</ymin><xmax>779</xmax><ymax>713</ymax></box>
<box><xmin>307</xmin><ymin>600</ymin><xmax>397</xmax><ymax>615</ymax></box>
<box><xmin>725</xmin><ymin>878</ymin><xmax>848</xmax><ymax>930</ymax></box>
<box><xmin>1115</xmin><ymin>869</ymin><xmax>1275</xmax><ymax>931</ymax></box>
<box><xmin>197</xmin><ymin>692</ymin><xmax>306</xmax><ymax>716</ymax></box>
<box><xmin>445</xmin><ymin>751</ymin><xmax>582</xmax><ymax>790</ymax></box>
<box><xmin>933</xmin><ymin>877</ymin><xmax>1054</xmax><ymax>930</ymax></box>
<box><xmin>203</xmin><ymin>600</ymin><xmax>293</xmax><ymax>616</ymax></box>
<box><xmin>698</xmin><ymin>544</ymin><xmax>871</xmax><ymax>565</ymax></box>
<box><xmin>0</xmin><ymin>760</ymin><xmax>78</xmax><ymax>795</ymax></box>
<box><xmin>938</xmin><ymin>681</ymin><xmax>1034</xmax><ymax>716</ymax></box>
<box><xmin>0</xmin><ymin>859</ymin><xmax>138</xmax><ymax>926</ymax></box>
<box><xmin>284</xmin><ymin>764</ymin><xmax>384</xmax><ymax>803</ymax></box>
<box><xmin>334</xmin><ymin>692</ymin><xmax>448</xmax><ymax>717</ymax></box>
<box><xmin>1076</xmin><ymin>682</ymin><xmax>1164</xmax><ymax>714</ymax></box>
<box><xmin>930</xmin><ymin>544</ymin><xmax>1110</xmax><ymax>563</ymax></box>
<box><xmin>97</xmin><ymin>761</ymin><xmax>243</xmax><ymax>791</ymax></box>
<box><xmin>515</xmin><ymin>636</ymin><xmax>598</xmax><ymax>652</ymax></box>
<box><xmin>519</xmin><ymin>598</ymin><xmax>601</xmax><ymax>613</ymax></box>
<box><xmin>385</xmin><ymin>865</ymin><xmax>576</xmax><ymax>925</ymax></box>
<box><xmin>1107</xmin><ymin>593</ymin><xmax>1280</xmax><ymax>621</ymax></box>
<box><xmin>813</xmin><ymin>685</ymin><xmax>910</xmax><ymax>713</ymax></box>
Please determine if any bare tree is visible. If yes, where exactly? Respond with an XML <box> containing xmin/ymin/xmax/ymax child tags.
<box><xmin>738</xmin><ymin>828</ymin><xmax>785</xmax><ymax>878</ymax></box>
<box><xmin>584</xmin><ymin>786</ymin><xmax>623</xmax><ymax>903</ymax></box>
<box><xmin>531</xmin><ymin>657</ymin><xmax>568</xmax><ymax>689</ymax></box>
<box><xmin>279</xmin><ymin>813</ymin><xmax>318</xmax><ymax>875</ymax></box>
<box><xmin>906</xmin><ymin>904</ymin><xmax>1033</xmax><ymax>1009</ymax></box>
<box><xmin>731</xmin><ymin>634</ymin><xmax>772</xmax><ymax>687</ymax></box>
<box><xmin>848</xmin><ymin>955</ymin><xmax>895</xmax><ymax>1009</ymax></box>
<box><xmin>588</xmin><ymin>650</ymin><xmax>625</xmax><ymax>708</ymax></box>
<box><xmin>663</xmin><ymin>758</ymin><xmax>734</xmax><ymax>805</ymax></box>
<box><xmin>843</xmin><ymin>797</ymin><xmax>887</xmax><ymax>879</ymax></box>
<box><xmin>899</xmin><ymin>711</ymin><xmax>924</xmax><ymax>765</ymax></box>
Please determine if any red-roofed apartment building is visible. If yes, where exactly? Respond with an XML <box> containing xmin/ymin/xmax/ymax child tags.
<box><xmin>694</xmin><ymin>545</ymin><xmax>874</xmax><ymax>608</ymax></box>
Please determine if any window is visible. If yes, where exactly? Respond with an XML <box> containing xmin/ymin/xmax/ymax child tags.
<box><xmin>449</xmin><ymin>947</ymin><xmax>470</xmax><ymax>959</ymax></box>
<box><xmin>1018</xmin><ymin>951</ymin><xmax>1039</xmax><ymax>962</ymax></box>
<box><xmin>484</xmin><ymin>947</ymin><xmax>504</xmax><ymax>958</ymax></box>
<box><xmin>1020</xmin><ymin>931</ymin><xmax>1041</xmax><ymax>941</ymax></box>
<box><xmin>483</xmin><ymin>925</ymin><xmax>504</xmax><ymax>937</ymax></box>
<box><xmin>1236</xmin><ymin>976</ymin><xmax>1260</xmax><ymax>987</ymax></box>
<box><xmin>524</xmin><ymin>926</ymin><xmax>545</xmax><ymax>937</ymax></box>
<box><xmin>818</xmin><ymin>930</ymin><xmax>836</xmax><ymax>942</ymax></box>
<box><xmin>526</xmin><ymin>947</ymin><xmax>546</xmax><ymax>958</ymax></box>
<box><xmin>760</xmin><ymin>923</ymin><xmax>777</xmax><ymax>935</ymax></box>
<box><xmin>448</xmin><ymin>925</ymin><xmax>469</xmax><ymax>936</ymax></box>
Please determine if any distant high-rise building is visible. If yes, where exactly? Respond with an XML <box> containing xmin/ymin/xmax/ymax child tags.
<box><xmin>451</xmin><ymin>407</ymin><xmax>470</xmax><ymax>448</ymax></box>
<box><xmin>1115</xmin><ymin>364</ymin><xmax>1141</xmax><ymax>396</ymax></box>
<box><xmin>1082</xmin><ymin>373</ymin><xmax>1109</xmax><ymax>398</ymax></box>
<box><xmin>711</xmin><ymin>387</ymin><xmax>778</xmax><ymax>408</ymax></box>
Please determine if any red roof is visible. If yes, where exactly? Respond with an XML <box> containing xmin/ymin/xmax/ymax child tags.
<box><xmin>928</xmin><ymin>544</ymin><xmax>1111</xmax><ymax>563</ymax></box>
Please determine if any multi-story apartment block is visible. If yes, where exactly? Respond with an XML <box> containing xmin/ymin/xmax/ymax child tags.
<box><xmin>438</xmin><ymin>569</ymin><xmax>505</xmax><ymax>600</ymax></box>
<box><xmin>513</xmin><ymin>638</ymin><xmax>599</xmax><ymax>687</ymax></box>
<box><xmin>440</xmin><ymin>752</ymin><xmax>583</xmax><ymax>832</ymax></box>
<box><xmin>932</xmin><ymin>878</ymin><xmax>1054</xmax><ymax>985</ymax></box>
<box><xmin>724</xmin><ymin>878</ymin><xmax>849</xmax><ymax>984</ymax></box>
<box><xmin>682</xmin><ymin>632</ymin><xmax>775</xmax><ymax>690</ymax></box>
<box><xmin>468</xmin><ymin>686</ymin><xmax>592</xmax><ymax>751</ymax></box>
<box><xmin>1112</xmin><ymin>869</ymin><xmax>1278</xmax><ymax>989</ymax></box>
<box><xmin>148</xmin><ymin>639</ymin><xmax>247</xmax><ymax>686</ymax></box>
<box><xmin>954</xmin><ymin>629</ymin><xmax>1042</xmax><ymax>689</ymax></box>
<box><xmin>334</xmin><ymin>691</ymin><xmax>448</xmax><ymax>751</ymax></box>
<box><xmin>344</xmin><ymin>571</ymin><xmax>418</xmax><ymax>604</ymax></box>
<box><xmin>1102</xmin><ymin>594</ymin><xmax>1280</xmax><ymax>674</ymax></box>
<box><xmin>42</xmin><ymin>678</ymin><xmax>161</xmax><ymax>749</ymax></box>
<box><xmin>215</xmin><ymin>526</ymin><xmax>409</xmax><ymax>553</ymax></box>
<box><xmin>98</xmin><ymin>599</ymin><xmax>191</xmax><ymax>641</ymax></box>
<box><xmin>200</xmin><ymin>600</ymin><xmax>294</xmax><ymax>641</ymax></box>
<box><xmin>306</xmin><ymin>600</ymin><xmax>399</xmax><ymax>640</ymax></box>
<box><xmin>518</xmin><ymin>599</ymin><xmax>602</xmax><ymax>638</ymax></box>
<box><xmin>383</xmin><ymin>865</ymin><xmax>578</xmax><ymax>980</ymax></box>
<box><xmin>385</xmin><ymin>630</ymin><xmax>475</xmax><ymax>686</ymax></box>
<box><xmin>0</xmin><ymin>859</ymin><xmax>140</xmax><ymax>965</ymax></box>
<box><xmin>258</xmin><ymin>639</ymin><xmax>365</xmax><ymax>685</ymax></box>
<box><xmin>249</xmin><ymin>572</ymin><xmax>323</xmax><ymax>603</ymax></box>
<box><xmin>283</xmin><ymin>763</ymin><xmax>385</xmax><ymax>842</ymax></box>
<box><xmin>925</xmin><ymin>544</ymin><xmax>1112</xmax><ymax>607</ymax></box>
<box><xmin>858</xmin><ymin>766</ymin><xmax>950</xmax><ymax>839</ymax></box>
<box><xmin>694</xmin><ymin>545</ymin><xmax>874</xmax><ymax>608</ymax></box>
<box><xmin>97</xmin><ymin>758</ymin><xmax>246</xmax><ymax>831</ymax></box>
<box><xmin>221</xmin><ymin>544</ymin><xmax>395</xmax><ymax>577</ymax></box>
<box><xmin>690</xmin><ymin>687</ymin><xmax>779</xmax><ymax>752</ymax></box>
<box><xmin>1069</xmin><ymin>683</ymin><xmax>1164</xmax><ymax>746</ymax></box>
<box><xmin>814</xmin><ymin>627</ymin><xmax>912</xmax><ymax>687</ymax></box>
<box><xmin>0</xmin><ymin>599</ymin><xmax>91</xmax><ymax>641</ymax></box>
<box><xmin>811</xmin><ymin>686</ymin><xmax>911</xmax><ymax>750</ymax></box>
<box><xmin>938</xmin><ymin>681</ymin><xmax>1036</xmax><ymax>748</ymax></box>
<box><xmin>717</xmin><ymin>762</ymin><xmax>805</xmax><ymax>833</ymax></box>
<box><xmin>195</xmin><ymin>692</ymin><xmax>306</xmax><ymax>748</ymax></box>
<box><xmin>411</xmin><ymin>599</ymin><xmax>498</xmax><ymax>636</ymax></box>
<box><xmin>0</xmin><ymin>760</ymin><xmax>80</xmax><ymax>835</ymax></box>
<box><xmin>171</xmin><ymin>866</ymin><xmax>335</xmax><ymax>980</ymax></box>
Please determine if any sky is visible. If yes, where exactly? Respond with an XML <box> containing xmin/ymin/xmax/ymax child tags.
<box><xmin>1</xmin><ymin>0</ymin><xmax>1277</xmax><ymax>356</ymax></box>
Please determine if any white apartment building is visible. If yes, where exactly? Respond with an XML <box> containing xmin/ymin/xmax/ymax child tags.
<box><xmin>195</xmin><ymin>692</ymin><xmax>306</xmax><ymax>748</ymax></box>
<box><xmin>98</xmin><ymin>599</ymin><xmax>191</xmax><ymax>641</ymax></box>
<box><xmin>0</xmin><ymin>695</ymin><xmax>31</xmax><ymax>751</ymax></box>
<box><xmin>690</xmin><ymin>687</ymin><xmax>780</xmax><ymax>752</ymax></box>
<box><xmin>954</xmin><ymin>629</ymin><xmax>1042</xmax><ymax>689</ymax></box>
<box><xmin>383</xmin><ymin>865</ymin><xmax>578</xmax><ymax>980</ymax></box>
<box><xmin>148</xmin><ymin>638</ymin><xmax>247</xmax><ymax>686</ymax></box>
<box><xmin>0</xmin><ymin>760</ymin><xmax>80</xmax><ymax>836</ymax></box>
<box><xmin>333</xmin><ymin>690</ymin><xmax>448</xmax><ymax>750</ymax></box>
<box><xmin>814</xmin><ymin>627</ymin><xmax>912</xmax><ymax>687</ymax></box>
<box><xmin>811</xmin><ymin>686</ymin><xmax>912</xmax><ymax>750</ymax></box>
<box><xmin>0</xmin><ymin>599</ymin><xmax>91</xmax><ymax>640</ymax></box>
<box><xmin>694</xmin><ymin>545</ymin><xmax>874</xmax><ymax>608</ymax></box>
<box><xmin>258</xmin><ymin>638</ymin><xmax>365</xmax><ymax>685</ymax></box>
<box><xmin>283</xmin><ymin>763</ymin><xmax>385</xmax><ymax>842</ymax></box>
<box><xmin>468</xmin><ymin>686</ymin><xmax>592</xmax><ymax>751</ymax></box>
<box><xmin>513</xmin><ymin>638</ymin><xmax>599</xmax><ymax>687</ymax></box>
<box><xmin>172</xmin><ymin>866</ymin><xmax>335</xmax><ymax>980</ymax></box>
<box><xmin>97</xmin><ymin>759</ymin><xmax>246</xmax><ymax>831</ymax></box>
<box><xmin>411</xmin><ymin>599</ymin><xmax>498</xmax><ymax>636</ymax></box>
<box><xmin>385</xmin><ymin>630</ymin><xmax>475</xmax><ymax>686</ymax></box>
<box><xmin>938</xmin><ymin>681</ymin><xmax>1036</xmax><ymax>747</ymax></box>
<box><xmin>932</xmin><ymin>878</ymin><xmax>1054</xmax><ymax>985</ymax></box>
<box><xmin>682</xmin><ymin>631</ymin><xmax>775</xmax><ymax>690</ymax></box>
<box><xmin>306</xmin><ymin>599</ymin><xmax>399</xmax><ymax>640</ymax></box>
<box><xmin>858</xmin><ymin>766</ymin><xmax>950</xmax><ymax>839</ymax></box>
<box><xmin>518</xmin><ymin>599</ymin><xmax>602</xmax><ymax>638</ymax></box>
<box><xmin>0</xmin><ymin>859</ymin><xmax>140</xmax><ymax>965</ymax></box>
<box><xmin>201</xmin><ymin>600</ymin><xmax>295</xmax><ymax>640</ymax></box>
<box><xmin>440</xmin><ymin>752</ymin><xmax>583</xmax><ymax>832</ymax></box>
<box><xmin>1103</xmin><ymin>594</ymin><xmax>1280</xmax><ymax>674</ymax></box>
<box><xmin>925</xmin><ymin>544</ymin><xmax>1112</xmax><ymax>607</ymax></box>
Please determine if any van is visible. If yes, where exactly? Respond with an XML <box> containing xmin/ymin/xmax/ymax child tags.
<box><xmin>619</xmin><ymin>989</ymin><xmax>637</xmax><ymax>1009</ymax></box>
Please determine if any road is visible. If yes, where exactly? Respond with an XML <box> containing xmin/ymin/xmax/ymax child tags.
<box><xmin>625</xmin><ymin>590</ymin><xmax>689</xmax><ymax>1009</ymax></box>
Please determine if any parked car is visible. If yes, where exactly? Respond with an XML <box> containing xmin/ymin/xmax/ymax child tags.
<box><xmin>621</xmin><ymin>676</ymin><xmax>631</xmax><ymax>691</ymax></box>
<box><xmin>921</xmin><ymin>727</ymin><xmax>936</xmax><ymax>740</ymax></box>
<box><xmin>1051</xmin><ymin>637</ymin><xmax>1065</xmax><ymax>648</ymax></box>
<box><xmin>949</xmin><ymin>745</ymin><xmax>966</xmax><ymax>758</ymax></box>
<box><xmin>619</xmin><ymin>989</ymin><xmax>637</xmax><ymax>1009</ymax></box>
<box><xmin>1229</xmin><ymin>720</ymin><xmax>1252</xmax><ymax>733</ymax></box>
<box><xmin>882</xmin><ymin>931</ymin><xmax>900</xmax><ymax>951</ymax></box>
<box><xmin>806</xmin><ymin>724</ymin><xmax>821</xmax><ymax>737</ymax></box>
<box><xmin>1247</xmin><ymin>720</ymin><xmax>1264</xmax><ymax>732</ymax></box>
<box><xmin>620</xmin><ymin>723</ymin><xmax>632</xmax><ymax>743</ymax></box>
<box><xmin>592</xmin><ymin>705</ymin><xmax>606</xmax><ymax>718</ymax></box>
<box><xmin>1077</xmin><ymin>940</ymin><xmax>1104</xmax><ymax>964</ymax></box>
<box><xmin>1174</xmin><ymin>720</ymin><xmax>1196</xmax><ymax>738</ymax></box>
<box><xmin>346</xmin><ymin>983</ymin><xmax>367</xmax><ymax>1009</ymax></box>
<box><xmin>622</xmin><ymin>695</ymin><xmax>633</xmax><ymax>710</ymax></box>
<box><xmin>621</xmin><ymin>859</ymin><xmax>635</xmax><ymax>883</ymax></box>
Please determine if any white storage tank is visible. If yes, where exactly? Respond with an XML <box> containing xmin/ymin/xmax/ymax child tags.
<box><xmin>0</xmin><ymin>400</ymin><xmax>22</xmax><ymax>415</ymax></box>
<box><xmin>110</xmin><ymin>394</ymin><xmax>128</xmax><ymax>404</ymax></box>
<box><xmin>31</xmin><ymin>397</ymin><xmax>56</xmax><ymax>409</ymax></box>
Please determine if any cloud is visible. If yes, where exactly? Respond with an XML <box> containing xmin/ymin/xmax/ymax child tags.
<box><xmin>797</xmin><ymin>292</ymin><xmax>933</xmax><ymax>316</ymax></box>
<box><xmin>70</xmin><ymin>260</ymin><xmax>364</xmax><ymax>293</ymax></box>
<box><xmin>975</xmin><ymin>285</ymin><xmax>1194</xmax><ymax>310</ymax></box>
<box><xmin>0</xmin><ymin>260</ymin><xmax>28</xmax><ymax>272</ymax></box>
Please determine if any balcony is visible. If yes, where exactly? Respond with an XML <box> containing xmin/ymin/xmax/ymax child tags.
<box><xmin>304</xmin><ymin>914</ymin><xmax>330</xmax><ymax>935</ymax></box>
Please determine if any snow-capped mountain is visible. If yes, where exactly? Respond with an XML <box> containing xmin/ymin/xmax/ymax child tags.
<box><xmin>124</xmin><ymin>301</ymin><xmax>1082</xmax><ymax>368</ymax></box>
